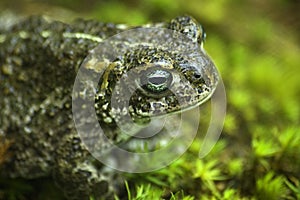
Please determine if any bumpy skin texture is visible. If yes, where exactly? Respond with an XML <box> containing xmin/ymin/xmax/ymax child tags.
<box><xmin>0</xmin><ymin>16</ymin><xmax>218</xmax><ymax>199</ymax></box>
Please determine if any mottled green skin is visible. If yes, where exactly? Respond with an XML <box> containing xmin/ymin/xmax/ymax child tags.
<box><xmin>0</xmin><ymin>16</ymin><xmax>218</xmax><ymax>199</ymax></box>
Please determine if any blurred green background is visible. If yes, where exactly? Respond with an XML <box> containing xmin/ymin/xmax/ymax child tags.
<box><xmin>0</xmin><ymin>0</ymin><xmax>299</xmax><ymax>199</ymax></box>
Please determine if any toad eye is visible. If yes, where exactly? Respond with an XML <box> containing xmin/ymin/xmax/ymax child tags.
<box><xmin>198</xmin><ymin>24</ymin><xmax>206</xmax><ymax>43</ymax></box>
<box><xmin>140</xmin><ymin>69</ymin><xmax>173</xmax><ymax>93</ymax></box>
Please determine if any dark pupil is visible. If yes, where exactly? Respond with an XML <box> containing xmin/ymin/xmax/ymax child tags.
<box><xmin>141</xmin><ymin>69</ymin><xmax>172</xmax><ymax>93</ymax></box>
<box><xmin>148</xmin><ymin>77</ymin><xmax>167</xmax><ymax>85</ymax></box>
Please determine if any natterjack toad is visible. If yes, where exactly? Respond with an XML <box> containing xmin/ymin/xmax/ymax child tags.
<box><xmin>0</xmin><ymin>15</ymin><xmax>219</xmax><ymax>199</ymax></box>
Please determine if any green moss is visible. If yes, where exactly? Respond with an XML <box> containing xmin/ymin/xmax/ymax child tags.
<box><xmin>256</xmin><ymin>172</ymin><xmax>287</xmax><ymax>200</ymax></box>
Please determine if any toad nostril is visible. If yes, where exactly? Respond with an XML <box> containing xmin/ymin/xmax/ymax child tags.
<box><xmin>194</xmin><ymin>73</ymin><xmax>201</xmax><ymax>79</ymax></box>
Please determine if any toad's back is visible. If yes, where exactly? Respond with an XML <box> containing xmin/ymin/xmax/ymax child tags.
<box><xmin>0</xmin><ymin>16</ymin><xmax>218</xmax><ymax>199</ymax></box>
<box><xmin>0</xmin><ymin>16</ymin><xmax>123</xmax><ymax>177</ymax></box>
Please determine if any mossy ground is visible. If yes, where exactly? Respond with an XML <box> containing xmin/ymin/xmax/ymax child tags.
<box><xmin>0</xmin><ymin>0</ymin><xmax>299</xmax><ymax>199</ymax></box>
